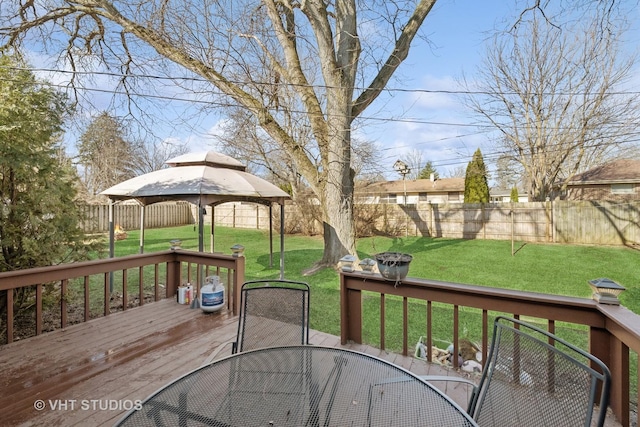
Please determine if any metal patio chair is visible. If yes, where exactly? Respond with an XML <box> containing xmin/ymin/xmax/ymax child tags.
<box><xmin>232</xmin><ymin>279</ymin><xmax>310</xmax><ymax>353</ymax></box>
<box><xmin>144</xmin><ymin>280</ymin><xmax>311</xmax><ymax>425</ymax></box>
<box><xmin>425</xmin><ymin>316</ymin><xmax>611</xmax><ymax>427</ymax></box>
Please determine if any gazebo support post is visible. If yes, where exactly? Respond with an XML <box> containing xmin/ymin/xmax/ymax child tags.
<box><xmin>280</xmin><ymin>203</ymin><xmax>285</xmax><ymax>279</ymax></box>
<box><xmin>108</xmin><ymin>200</ymin><xmax>115</xmax><ymax>293</ymax></box>
<box><xmin>210</xmin><ymin>205</ymin><xmax>216</xmax><ymax>253</ymax></box>
<box><xmin>269</xmin><ymin>204</ymin><xmax>273</xmax><ymax>268</ymax></box>
<box><xmin>198</xmin><ymin>201</ymin><xmax>204</xmax><ymax>252</ymax></box>
<box><xmin>139</xmin><ymin>205</ymin><xmax>145</xmax><ymax>254</ymax></box>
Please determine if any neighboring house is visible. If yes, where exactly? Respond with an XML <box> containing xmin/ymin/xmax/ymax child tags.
<box><xmin>357</xmin><ymin>177</ymin><xmax>465</xmax><ymax>204</ymax></box>
<box><xmin>489</xmin><ymin>188</ymin><xmax>529</xmax><ymax>203</ymax></box>
<box><xmin>563</xmin><ymin>159</ymin><xmax>640</xmax><ymax>201</ymax></box>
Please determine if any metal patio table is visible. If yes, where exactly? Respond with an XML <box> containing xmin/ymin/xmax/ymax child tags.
<box><xmin>115</xmin><ymin>345</ymin><xmax>478</xmax><ymax>427</ymax></box>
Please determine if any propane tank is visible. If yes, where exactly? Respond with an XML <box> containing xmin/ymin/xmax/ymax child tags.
<box><xmin>201</xmin><ymin>275</ymin><xmax>225</xmax><ymax>312</ymax></box>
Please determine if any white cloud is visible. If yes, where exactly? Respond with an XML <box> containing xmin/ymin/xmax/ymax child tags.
<box><xmin>408</xmin><ymin>75</ymin><xmax>461</xmax><ymax>111</ymax></box>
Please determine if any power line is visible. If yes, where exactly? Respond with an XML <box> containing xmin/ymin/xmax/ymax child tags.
<box><xmin>5</xmin><ymin>64</ymin><xmax>640</xmax><ymax>97</ymax></box>
<box><xmin>0</xmin><ymin>73</ymin><xmax>493</xmax><ymax>128</ymax></box>
<box><xmin>2</xmin><ymin>66</ymin><xmax>638</xmax><ymax>173</ymax></box>
<box><xmin>382</xmin><ymin>136</ymin><xmax>640</xmax><ymax>175</ymax></box>
<box><xmin>2</xmin><ymin>73</ymin><xmax>639</xmax><ymax>135</ymax></box>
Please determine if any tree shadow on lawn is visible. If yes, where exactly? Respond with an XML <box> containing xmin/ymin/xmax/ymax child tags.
<box><xmin>254</xmin><ymin>249</ymin><xmax>325</xmax><ymax>275</ymax></box>
<box><xmin>363</xmin><ymin>236</ymin><xmax>467</xmax><ymax>258</ymax></box>
<box><xmin>252</xmin><ymin>238</ymin><xmax>470</xmax><ymax>278</ymax></box>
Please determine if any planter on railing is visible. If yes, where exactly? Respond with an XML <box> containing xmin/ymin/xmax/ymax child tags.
<box><xmin>374</xmin><ymin>252</ymin><xmax>413</xmax><ymax>282</ymax></box>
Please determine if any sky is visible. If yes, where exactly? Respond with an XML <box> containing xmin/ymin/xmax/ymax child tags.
<box><xmin>28</xmin><ymin>0</ymin><xmax>640</xmax><ymax>181</ymax></box>
<box><xmin>357</xmin><ymin>0</ymin><xmax>501</xmax><ymax>178</ymax></box>
<box><xmin>356</xmin><ymin>0</ymin><xmax>640</xmax><ymax>179</ymax></box>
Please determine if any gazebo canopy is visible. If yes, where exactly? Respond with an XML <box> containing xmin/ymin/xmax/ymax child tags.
<box><xmin>102</xmin><ymin>151</ymin><xmax>289</xmax><ymax>206</ymax></box>
<box><xmin>100</xmin><ymin>151</ymin><xmax>290</xmax><ymax>278</ymax></box>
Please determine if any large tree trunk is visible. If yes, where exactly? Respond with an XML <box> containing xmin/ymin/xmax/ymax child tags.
<box><xmin>321</xmin><ymin>142</ymin><xmax>356</xmax><ymax>264</ymax></box>
<box><xmin>318</xmin><ymin>84</ymin><xmax>357</xmax><ymax>264</ymax></box>
<box><xmin>321</xmin><ymin>180</ymin><xmax>356</xmax><ymax>264</ymax></box>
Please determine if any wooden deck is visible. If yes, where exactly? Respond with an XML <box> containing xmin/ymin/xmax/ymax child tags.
<box><xmin>0</xmin><ymin>298</ymin><xmax>619</xmax><ymax>426</ymax></box>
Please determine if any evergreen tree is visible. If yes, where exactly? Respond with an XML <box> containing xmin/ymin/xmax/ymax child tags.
<box><xmin>464</xmin><ymin>149</ymin><xmax>490</xmax><ymax>203</ymax></box>
<box><xmin>0</xmin><ymin>54</ymin><xmax>102</xmax><ymax>318</ymax></box>
<box><xmin>417</xmin><ymin>161</ymin><xmax>440</xmax><ymax>180</ymax></box>
<box><xmin>510</xmin><ymin>187</ymin><xmax>519</xmax><ymax>203</ymax></box>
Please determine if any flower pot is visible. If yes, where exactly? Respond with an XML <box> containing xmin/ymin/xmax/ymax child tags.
<box><xmin>374</xmin><ymin>252</ymin><xmax>413</xmax><ymax>282</ymax></box>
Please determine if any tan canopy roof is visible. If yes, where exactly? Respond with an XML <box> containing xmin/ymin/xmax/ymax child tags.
<box><xmin>101</xmin><ymin>151</ymin><xmax>289</xmax><ymax>206</ymax></box>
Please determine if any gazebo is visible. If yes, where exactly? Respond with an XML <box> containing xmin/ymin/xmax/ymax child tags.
<box><xmin>100</xmin><ymin>151</ymin><xmax>291</xmax><ymax>278</ymax></box>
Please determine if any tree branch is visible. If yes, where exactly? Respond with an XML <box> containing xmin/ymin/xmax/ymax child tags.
<box><xmin>351</xmin><ymin>0</ymin><xmax>436</xmax><ymax>118</ymax></box>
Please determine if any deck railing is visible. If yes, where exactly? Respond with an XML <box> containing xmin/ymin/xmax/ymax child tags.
<box><xmin>0</xmin><ymin>250</ymin><xmax>245</xmax><ymax>345</ymax></box>
<box><xmin>340</xmin><ymin>271</ymin><xmax>640</xmax><ymax>427</ymax></box>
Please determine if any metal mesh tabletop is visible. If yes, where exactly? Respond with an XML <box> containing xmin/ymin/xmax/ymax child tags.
<box><xmin>116</xmin><ymin>346</ymin><xmax>478</xmax><ymax>427</ymax></box>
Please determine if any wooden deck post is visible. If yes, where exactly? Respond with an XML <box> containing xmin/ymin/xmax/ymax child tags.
<box><xmin>232</xmin><ymin>255</ymin><xmax>245</xmax><ymax>315</ymax></box>
<box><xmin>609</xmin><ymin>336</ymin><xmax>630</xmax><ymax>426</ymax></box>
<box><xmin>166</xmin><ymin>255</ymin><xmax>181</xmax><ymax>299</ymax></box>
<box><xmin>340</xmin><ymin>273</ymin><xmax>362</xmax><ymax>345</ymax></box>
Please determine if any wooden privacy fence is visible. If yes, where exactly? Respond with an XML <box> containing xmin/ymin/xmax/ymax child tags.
<box><xmin>80</xmin><ymin>200</ymin><xmax>640</xmax><ymax>246</ymax></box>
<box><xmin>362</xmin><ymin>200</ymin><xmax>640</xmax><ymax>245</ymax></box>
<box><xmin>80</xmin><ymin>202</ymin><xmax>194</xmax><ymax>233</ymax></box>
<box><xmin>553</xmin><ymin>201</ymin><xmax>640</xmax><ymax>245</ymax></box>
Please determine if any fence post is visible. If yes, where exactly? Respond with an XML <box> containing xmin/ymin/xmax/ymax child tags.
<box><xmin>545</xmin><ymin>200</ymin><xmax>552</xmax><ymax>242</ymax></box>
<box><xmin>482</xmin><ymin>203</ymin><xmax>486</xmax><ymax>239</ymax></box>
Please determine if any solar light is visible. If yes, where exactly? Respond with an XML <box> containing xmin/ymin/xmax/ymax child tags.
<box><xmin>588</xmin><ymin>278</ymin><xmax>626</xmax><ymax>305</ymax></box>
<box><xmin>359</xmin><ymin>258</ymin><xmax>376</xmax><ymax>274</ymax></box>
<box><xmin>339</xmin><ymin>254</ymin><xmax>357</xmax><ymax>272</ymax></box>
<box><xmin>230</xmin><ymin>244</ymin><xmax>245</xmax><ymax>257</ymax></box>
<box><xmin>170</xmin><ymin>239</ymin><xmax>182</xmax><ymax>250</ymax></box>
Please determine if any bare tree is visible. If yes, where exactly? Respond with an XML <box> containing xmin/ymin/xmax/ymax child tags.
<box><xmin>77</xmin><ymin>112</ymin><xmax>137</xmax><ymax>196</ymax></box>
<box><xmin>493</xmin><ymin>154</ymin><xmax>522</xmax><ymax>191</ymax></box>
<box><xmin>217</xmin><ymin>106</ymin><xmax>384</xmax><ymax>198</ymax></box>
<box><xmin>351</xmin><ymin>137</ymin><xmax>385</xmax><ymax>180</ymax></box>
<box><xmin>445</xmin><ymin>165</ymin><xmax>466</xmax><ymax>178</ymax></box>
<box><xmin>0</xmin><ymin>0</ymin><xmax>441</xmax><ymax>264</ymax></box>
<box><xmin>466</xmin><ymin>10</ymin><xmax>640</xmax><ymax>201</ymax></box>
<box><xmin>399</xmin><ymin>149</ymin><xmax>422</xmax><ymax>180</ymax></box>
<box><xmin>216</xmin><ymin>107</ymin><xmax>309</xmax><ymax>198</ymax></box>
<box><xmin>131</xmin><ymin>138</ymin><xmax>190</xmax><ymax>174</ymax></box>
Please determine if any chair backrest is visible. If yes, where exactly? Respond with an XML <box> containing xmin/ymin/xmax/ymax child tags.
<box><xmin>233</xmin><ymin>280</ymin><xmax>310</xmax><ymax>353</ymax></box>
<box><xmin>470</xmin><ymin>316</ymin><xmax>611</xmax><ymax>427</ymax></box>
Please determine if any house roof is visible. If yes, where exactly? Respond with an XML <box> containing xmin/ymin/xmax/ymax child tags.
<box><xmin>360</xmin><ymin>177</ymin><xmax>465</xmax><ymax>193</ymax></box>
<box><xmin>567</xmin><ymin>159</ymin><xmax>640</xmax><ymax>185</ymax></box>
<box><xmin>490</xmin><ymin>188</ymin><xmax>527</xmax><ymax>197</ymax></box>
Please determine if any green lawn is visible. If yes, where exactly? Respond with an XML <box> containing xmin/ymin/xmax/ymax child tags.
<box><xmin>109</xmin><ymin>224</ymin><xmax>640</xmax><ymax>333</ymax></box>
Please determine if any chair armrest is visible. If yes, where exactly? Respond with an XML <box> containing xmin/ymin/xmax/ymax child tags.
<box><xmin>420</xmin><ymin>375</ymin><xmax>479</xmax><ymax>411</ymax></box>
<box><xmin>201</xmin><ymin>340</ymin><xmax>234</xmax><ymax>366</ymax></box>
<box><xmin>420</xmin><ymin>375</ymin><xmax>478</xmax><ymax>388</ymax></box>
<box><xmin>372</xmin><ymin>375</ymin><xmax>477</xmax><ymax>389</ymax></box>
